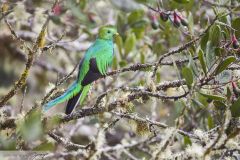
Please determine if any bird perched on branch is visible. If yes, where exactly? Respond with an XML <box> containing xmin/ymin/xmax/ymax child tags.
<box><xmin>44</xmin><ymin>25</ymin><xmax>119</xmax><ymax>114</ymax></box>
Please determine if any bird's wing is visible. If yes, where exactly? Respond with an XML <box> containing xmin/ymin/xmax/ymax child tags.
<box><xmin>81</xmin><ymin>58</ymin><xmax>102</xmax><ymax>86</ymax></box>
<box><xmin>93</xmin><ymin>40</ymin><xmax>114</xmax><ymax>75</ymax></box>
<box><xmin>79</xmin><ymin>39</ymin><xmax>113</xmax><ymax>86</ymax></box>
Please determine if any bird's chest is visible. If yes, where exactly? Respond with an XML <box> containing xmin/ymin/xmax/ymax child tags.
<box><xmin>106</xmin><ymin>41</ymin><xmax>114</xmax><ymax>55</ymax></box>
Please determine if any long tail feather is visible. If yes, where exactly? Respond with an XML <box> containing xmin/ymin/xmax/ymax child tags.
<box><xmin>79</xmin><ymin>84</ymin><xmax>91</xmax><ymax>105</ymax></box>
<box><xmin>65</xmin><ymin>84</ymin><xmax>91</xmax><ymax>115</ymax></box>
<box><xmin>65</xmin><ymin>90</ymin><xmax>82</xmax><ymax>115</ymax></box>
<box><xmin>43</xmin><ymin>82</ymin><xmax>81</xmax><ymax>111</ymax></box>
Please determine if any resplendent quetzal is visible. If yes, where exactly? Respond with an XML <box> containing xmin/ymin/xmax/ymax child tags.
<box><xmin>44</xmin><ymin>25</ymin><xmax>118</xmax><ymax>114</ymax></box>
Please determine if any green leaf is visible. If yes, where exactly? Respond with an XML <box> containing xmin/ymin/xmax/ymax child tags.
<box><xmin>200</xmin><ymin>32</ymin><xmax>209</xmax><ymax>52</ymax></box>
<box><xmin>134</xmin><ymin>0</ymin><xmax>150</xmax><ymax>4</ymax></box>
<box><xmin>128</xmin><ymin>10</ymin><xmax>144</xmax><ymax>25</ymax></box>
<box><xmin>132</xmin><ymin>26</ymin><xmax>146</xmax><ymax>39</ymax></box>
<box><xmin>192</xmin><ymin>99</ymin><xmax>205</xmax><ymax>108</ymax></box>
<box><xmin>214</xmin><ymin>56</ymin><xmax>236</xmax><ymax>75</ymax></box>
<box><xmin>207</xmin><ymin>115</ymin><xmax>214</xmax><ymax>129</ymax></box>
<box><xmin>232</xmin><ymin>17</ymin><xmax>240</xmax><ymax>38</ymax></box>
<box><xmin>199</xmin><ymin>92</ymin><xmax>225</xmax><ymax>101</ymax></box>
<box><xmin>184</xmin><ymin>136</ymin><xmax>192</xmax><ymax>146</ymax></box>
<box><xmin>17</xmin><ymin>108</ymin><xmax>43</xmax><ymax>143</ymax></box>
<box><xmin>79</xmin><ymin>0</ymin><xmax>87</xmax><ymax>9</ymax></box>
<box><xmin>213</xmin><ymin>101</ymin><xmax>227</xmax><ymax>110</ymax></box>
<box><xmin>226</xmin><ymin>86</ymin><xmax>232</xmax><ymax>101</ymax></box>
<box><xmin>187</xmin><ymin>13</ymin><xmax>194</xmax><ymax>35</ymax></box>
<box><xmin>197</xmin><ymin>92</ymin><xmax>209</xmax><ymax>107</ymax></box>
<box><xmin>205</xmin><ymin>41</ymin><xmax>215</xmax><ymax>68</ymax></box>
<box><xmin>112</xmin><ymin>56</ymin><xmax>118</xmax><ymax>70</ymax></box>
<box><xmin>131</xmin><ymin>19</ymin><xmax>148</xmax><ymax>28</ymax></box>
<box><xmin>215</xmin><ymin>47</ymin><xmax>224</xmax><ymax>57</ymax></box>
<box><xmin>0</xmin><ymin>135</ymin><xmax>16</xmax><ymax>150</ymax></box>
<box><xmin>217</xmin><ymin>70</ymin><xmax>232</xmax><ymax>84</ymax></box>
<box><xmin>174</xmin><ymin>100</ymin><xmax>186</xmax><ymax>115</ymax></box>
<box><xmin>198</xmin><ymin>49</ymin><xmax>207</xmax><ymax>75</ymax></box>
<box><xmin>140</xmin><ymin>51</ymin><xmax>145</xmax><ymax>64</ymax></box>
<box><xmin>119</xmin><ymin>60</ymin><xmax>128</xmax><ymax>67</ymax></box>
<box><xmin>230</xmin><ymin>97</ymin><xmax>240</xmax><ymax>117</ymax></box>
<box><xmin>209</xmin><ymin>25</ymin><xmax>221</xmax><ymax>46</ymax></box>
<box><xmin>182</xmin><ymin>67</ymin><xmax>193</xmax><ymax>88</ymax></box>
<box><xmin>115</xmin><ymin>35</ymin><xmax>123</xmax><ymax>57</ymax></box>
<box><xmin>124</xmin><ymin>33</ymin><xmax>136</xmax><ymax>55</ymax></box>
<box><xmin>173</xmin><ymin>0</ymin><xmax>190</xmax><ymax>3</ymax></box>
<box><xmin>44</xmin><ymin>115</ymin><xmax>61</xmax><ymax>131</ymax></box>
<box><xmin>188</xmin><ymin>54</ymin><xmax>198</xmax><ymax>76</ymax></box>
<box><xmin>156</xmin><ymin>72</ymin><xmax>161</xmax><ymax>83</ymax></box>
<box><xmin>66</xmin><ymin>0</ymin><xmax>87</xmax><ymax>22</ymax></box>
<box><xmin>34</xmin><ymin>142</ymin><xmax>55</xmax><ymax>151</ymax></box>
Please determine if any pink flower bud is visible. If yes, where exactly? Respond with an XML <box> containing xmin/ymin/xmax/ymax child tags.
<box><xmin>232</xmin><ymin>35</ymin><xmax>239</xmax><ymax>49</ymax></box>
<box><xmin>52</xmin><ymin>3</ymin><xmax>61</xmax><ymax>16</ymax></box>
<box><xmin>173</xmin><ymin>12</ymin><xmax>181</xmax><ymax>28</ymax></box>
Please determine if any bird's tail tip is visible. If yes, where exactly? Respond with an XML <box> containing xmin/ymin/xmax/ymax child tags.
<box><xmin>42</xmin><ymin>105</ymin><xmax>49</xmax><ymax>112</ymax></box>
<box><xmin>43</xmin><ymin>102</ymin><xmax>54</xmax><ymax>112</ymax></box>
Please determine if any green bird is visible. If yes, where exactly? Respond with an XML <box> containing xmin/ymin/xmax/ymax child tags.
<box><xmin>44</xmin><ymin>25</ymin><xmax>118</xmax><ymax>114</ymax></box>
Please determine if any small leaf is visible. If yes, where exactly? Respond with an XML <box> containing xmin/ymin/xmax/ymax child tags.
<box><xmin>206</xmin><ymin>41</ymin><xmax>215</xmax><ymax>68</ymax></box>
<box><xmin>215</xmin><ymin>47</ymin><xmax>224</xmax><ymax>57</ymax></box>
<box><xmin>192</xmin><ymin>99</ymin><xmax>205</xmax><ymax>108</ymax></box>
<box><xmin>213</xmin><ymin>101</ymin><xmax>227</xmax><ymax>110</ymax></box>
<box><xmin>181</xmin><ymin>67</ymin><xmax>193</xmax><ymax>88</ymax></box>
<box><xmin>0</xmin><ymin>135</ymin><xmax>16</xmax><ymax>150</ymax></box>
<box><xmin>174</xmin><ymin>100</ymin><xmax>186</xmax><ymax>115</ymax></box>
<box><xmin>187</xmin><ymin>13</ymin><xmax>194</xmax><ymax>35</ymax></box>
<box><xmin>198</xmin><ymin>49</ymin><xmax>207</xmax><ymax>75</ymax></box>
<box><xmin>184</xmin><ymin>136</ymin><xmax>192</xmax><ymax>146</ymax></box>
<box><xmin>226</xmin><ymin>86</ymin><xmax>232</xmax><ymax>101</ymax></box>
<box><xmin>17</xmin><ymin>108</ymin><xmax>43</xmax><ymax>143</ymax></box>
<box><xmin>156</xmin><ymin>72</ymin><xmax>161</xmax><ymax>83</ymax></box>
<box><xmin>140</xmin><ymin>51</ymin><xmax>145</xmax><ymax>64</ymax></box>
<box><xmin>119</xmin><ymin>60</ymin><xmax>127</xmax><ymax>67</ymax></box>
<box><xmin>199</xmin><ymin>92</ymin><xmax>225</xmax><ymax>101</ymax></box>
<box><xmin>217</xmin><ymin>70</ymin><xmax>232</xmax><ymax>84</ymax></box>
<box><xmin>188</xmin><ymin>54</ymin><xmax>198</xmax><ymax>76</ymax></box>
<box><xmin>207</xmin><ymin>115</ymin><xmax>214</xmax><ymax>129</ymax></box>
<box><xmin>128</xmin><ymin>10</ymin><xmax>144</xmax><ymax>25</ymax></box>
<box><xmin>214</xmin><ymin>56</ymin><xmax>236</xmax><ymax>75</ymax></box>
<box><xmin>131</xmin><ymin>19</ymin><xmax>148</xmax><ymax>28</ymax></box>
<box><xmin>173</xmin><ymin>0</ymin><xmax>190</xmax><ymax>3</ymax></box>
<box><xmin>230</xmin><ymin>97</ymin><xmax>240</xmax><ymax>117</ymax></box>
<box><xmin>124</xmin><ymin>33</ymin><xmax>136</xmax><ymax>55</ymax></box>
<box><xmin>44</xmin><ymin>115</ymin><xmax>61</xmax><ymax>131</ymax></box>
<box><xmin>200</xmin><ymin>32</ymin><xmax>209</xmax><ymax>52</ymax></box>
<box><xmin>34</xmin><ymin>142</ymin><xmax>55</xmax><ymax>151</ymax></box>
<box><xmin>112</xmin><ymin>56</ymin><xmax>118</xmax><ymax>70</ymax></box>
<box><xmin>232</xmin><ymin>17</ymin><xmax>240</xmax><ymax>38</ymax></box>
<box><xmin>132</xmin><ymin>26</ymin><xmax>146</xmax><ymax>39</ymax></box>
<box><xmin>209</xmin><ymin>25</ymin><xmax>221</xmax><ymax>46</ymax></box>
<box><xmin>115</xmin><ymin>35</ymin><xmax>123</xmax><ymax>57</ymax></box>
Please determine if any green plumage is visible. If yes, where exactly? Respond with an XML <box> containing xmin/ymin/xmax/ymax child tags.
<box><xmin>44</xmin><ymin>25</ymin><xmax>118</xmax><ymax>114</ymax></box>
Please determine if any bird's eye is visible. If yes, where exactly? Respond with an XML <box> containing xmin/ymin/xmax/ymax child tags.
<box><xmin>107</xmin><ymin>30</ymin><xmax>111</xmax><ymax>34</ymax></box>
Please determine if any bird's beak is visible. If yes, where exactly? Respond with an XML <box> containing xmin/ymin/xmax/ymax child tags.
<box><xmin>114</xmin><ymin>32</ymin><xmax>119</xmax><ymax>37</ymax></box>
<box><xmin>113</xmin><ymin>32</ymin><xmax>120</xmax><ymax>41</ymax></box>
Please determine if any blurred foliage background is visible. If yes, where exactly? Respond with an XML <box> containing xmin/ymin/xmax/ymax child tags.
<box><xmin>1</xmin><ymin>0</ymin><xmax>240</xmax><ymax>159</ymax></box>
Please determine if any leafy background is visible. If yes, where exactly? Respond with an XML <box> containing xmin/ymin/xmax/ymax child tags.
<box><xmin>1</xmin><ymin>0</ymin><xmax>240</xmax><ymax>159</ymax></box>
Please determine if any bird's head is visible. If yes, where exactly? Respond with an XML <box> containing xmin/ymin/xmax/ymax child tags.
<box><xmin>98</xmin><ymin>25</ymin><xmax>119</xmax><ymax>40</ymax></box>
